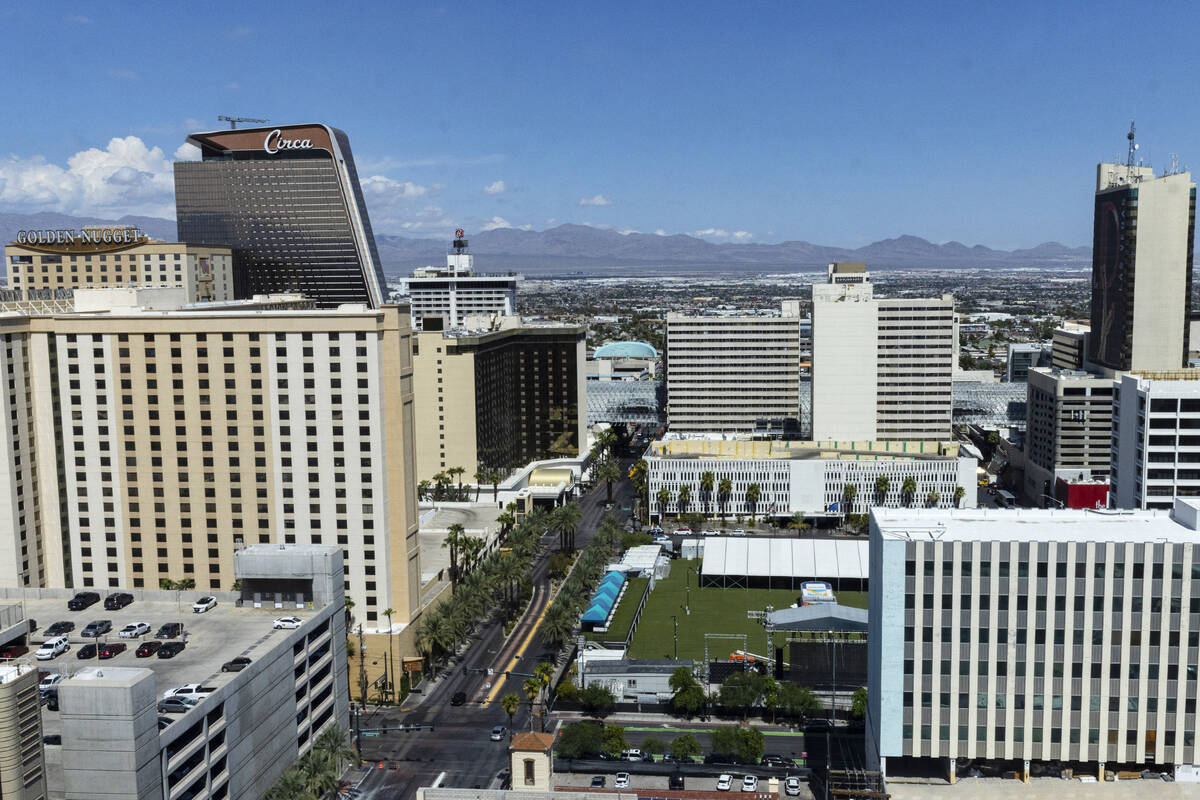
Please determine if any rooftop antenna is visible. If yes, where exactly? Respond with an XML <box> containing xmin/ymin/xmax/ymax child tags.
<box><xmin>1125</xmin><ymin>121</ymin><xmax>1141</xmax><ymax>182</ymax></box>
<box><xmin>218</xmin><ymin>115</ymin><xmax>269</xmax><ymax>130</ymax></box>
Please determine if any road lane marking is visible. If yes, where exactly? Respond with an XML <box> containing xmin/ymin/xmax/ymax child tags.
<box><xmin>485</xmin><ymin>590</ymin><xmax>552</xmax><ymax>705</ymax></box>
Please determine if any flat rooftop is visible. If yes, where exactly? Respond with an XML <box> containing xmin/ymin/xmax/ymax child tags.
<box><xmin>872</xmin><ymin>506</ymin><xmax>1196</xmax><ymax>544</ymax></box>
<box><xmin>650</xmin><ymin>438</ymin><xmax>961</xmax><ymax>461</ymax></box>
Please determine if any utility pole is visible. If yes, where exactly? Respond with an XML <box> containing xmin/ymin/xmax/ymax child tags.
<box><xmin>357</xmin><ymin>625</ymin><xmax>368</xmax><ymax>705</ymax></box>
<box><xmin>671</xmin><ymin>615</ymin><xmax>678</xmax><ymax>660</ymax></box>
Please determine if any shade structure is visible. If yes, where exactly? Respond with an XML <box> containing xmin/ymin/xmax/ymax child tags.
<box><xmin>699</xmin><ymin>537</ymin><xmax>869</xmax><ymax>589</ymax></box>
<box><xmin>579</xmin><ymin>571</ymin><xmax>628</xmax><ymax>627</ymax></box>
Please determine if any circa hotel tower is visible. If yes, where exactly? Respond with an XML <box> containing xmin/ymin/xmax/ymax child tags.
<box><xmin>174</xmin><ymin>123</ymin><xmax>388</xmax><ymax>308</ymax></box>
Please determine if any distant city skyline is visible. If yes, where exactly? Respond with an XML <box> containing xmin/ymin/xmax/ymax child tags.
<box><xmin>2</xmin><ymin>1</ymin><xmax>1198</xmax><ymax>249</ymax></box>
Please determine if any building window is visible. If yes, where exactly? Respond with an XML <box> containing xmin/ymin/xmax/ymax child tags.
<box><xmin>524</xmin><ymin>758</ymin><xmax>535</xmax><ymax>785</ymax></box>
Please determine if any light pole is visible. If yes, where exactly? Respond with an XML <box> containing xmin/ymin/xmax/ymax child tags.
<box><xmin>685</xmin><ymin>568</ymin><xmax>691</xmax><ymax>616</ymax></box>
<box><xmin>671</xmin><ymin>615</ymin><xmax>678</xmax><ymax>660</ymax></box>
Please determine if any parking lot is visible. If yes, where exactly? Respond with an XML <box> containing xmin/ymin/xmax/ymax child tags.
<box><xmin>555</xmin><ymin>769</ymin><xmax>812</xmax><ymax>798</ymax></box>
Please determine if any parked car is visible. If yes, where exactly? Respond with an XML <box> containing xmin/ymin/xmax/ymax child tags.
<box><xmin>731</xmin><ymin>529</ymin><xmax>747</xmax><ymax>536</ymax></box>
<box><xmin>118</xmin><ymin>622</ymin><xmax>151</xmax><ymax>638</ymax></box>
<box><xmin>162</xmin><ymin>683</ymin><xmax>214</xmax><ymax>701</ymax></box>
<box><xmin>784</xmin><ymin>776</ymin><xmax>802</xmax><ymax>796</ymax></box>
<box><xmin>450</xmin><ymin>691</ymin><xmax>467</xmax><ymax>706</ymax></box>
<box><xmin>642</xmin><ymin>752</ymin><xmax>656</xmax><ymax>762</ymax></box>
<box><xmin>155</xmin><ymin>623</ymin><xmax>183</xmax><ymax>639</ymax></box>
<box><xmin>157</xmin><ymin>642</ymin><xmax>186</xmax><ymax>659</ymax></box>
<box><xmin>76</xmin><ymin>644</ymin><xmax>97</xmax><ymax>660</ymax></box>
<box><xmin>103</xmin><ymin>592</ymin><xmax>134</xmax><ymax>610</ymax></box>
<box><xmin>80</xmin><ymin>620</ymin><xmax>112</xmax><ymax>638</ymax></box>
<box><xmin>701</xmin><ymin>529</ymin><xmax>719</xmax><ymax>536</ymax></box>
<box><xmin>67</xmin><ymin>591</ymin><xmax>100</xmax><ymax>611</ymax></box>
<box><xmin>158</xmin><ymin>716</ymin><xmax>175</xmax><ymax>729</ymax></box>
<box><xmin>38</xmin><ymin>672</ymin><xmax>64</xmax><ymax>692</ymax></box>
<box><xmin>0</xmin><ymin>644</ymin><xmax>29</xmax><ymax>658</ymax></box>
<box><xmin>45</xmin><ymin>621</ymin><xmax>75</xmax><ymax>637</ymax></box>
<box><xmin>35</xmin><ymin>637</ymin><xmax>69</xmax><ymax>660</ymax></box>
<box><xmin>669</xmin><ymin>773</ymin><xmax>685</xmax><ymax>790</ymax></box>
<box><xmin>716</xmin><ymin>774</ymin><xmax>733</xmax><ymax>791</ymax></box>
<box><xmin>615</xmin><ymin>773</ymin><xmax>630</xmax><ymax>789</ymax></box>
<box><xmin>590</xmin><ymin>777</ymin><xmax>606</xmax><ymax>788</ymax></box>
<box><xmin>221</xmin><ymin>656</ymin><xmax>251</xmax><ymax>672</ymax></box>
<box><xmin>741</xmin><ymin>775</ymin><xmax>758</xmax><ymax>792</ymax></box>
<box><xmin>158</xmin><ymin>696</ymin><xmax>199</xmax><ymax>714</ymax></box>
<box><xmin>802</xmin><ymin>718</ymin><xmax>832</xmax><ymax>733</ymax></box>
<box><xmin>674</xmin><ymin>527</ymin><xmax>692</xmax><ymax>535</ymax></box>
<box><xmin>136</xmin><ymin>641</ymin><xmax>161</xmax><ymax>658</ymax></box>
<box><xmin>490</xmin><ymin>725</ymin><xmax>507</xmax><ymax>741</ymax></box>
<box><xmin>42</xmin><ymin>688</ymin><xmax>59</xmax><ymax>711</ymax></box>
<box><xmin>273</xmin><ymin>616</ymin><xmax>302</xmax><ymax>629</ymax></box>
<box><xmin>98</xmin><ymin>643</ymin><xmax>126</xmax><ymax>659</ymax></box>
<box><xmin>192</xmin><ymin>596</ymin><xmax>217</xmax><ymax>613</ymax></box>
<box><xmin>648</xmin><ymin>526</ymin><xmax>664</xmax><ymax>535</ymax></box>
<box><xmin>761</xmin><ymin>754</ymin><xmax>791</xmax><ymax>767</ymax></box>
<box><xmin>620</xmin><ymin>748</ymin><xmax>643</xmax><ymax>762</ymax></box>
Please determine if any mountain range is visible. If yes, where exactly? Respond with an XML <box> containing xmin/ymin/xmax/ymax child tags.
<box><xmin>0</xmin><ymin>212</ymin><xmax>1093</xmax><ymax>277</ymax></box>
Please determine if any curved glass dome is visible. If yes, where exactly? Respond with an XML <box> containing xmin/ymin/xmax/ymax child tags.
<box><xmin>592</xmin><ymin>341</ymin><xmax>658</xmax><ymax>359</ymax></box>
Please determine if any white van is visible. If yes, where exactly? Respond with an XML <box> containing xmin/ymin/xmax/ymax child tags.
<box><xmin>620</xmin><ymin>748</ymin><xmax>643</xmax><ymax>762</ymax></box>
<box><xmin>36</xmin><ymin>637</ymin><xmax>69</xmax><ymax>660</ymax></box>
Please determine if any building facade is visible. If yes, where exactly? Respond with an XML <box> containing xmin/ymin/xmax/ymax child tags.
<box><xmin>175</xmin><ymin>124</ymin><xmax>387</xmax><ymax>308</ymax></box>
<box><xmin>411</xmin><ymin>319</ymin><xmax>587</xmax><ymax>482</ymax></box>
<box><xmin>1005</xmin><ymin>342</ymin><xmax>1043</xmax><ymax>383</ymax></box>
<box><xmin>5</xmin><ymin>228</ymin><xmax>233</xmax><ymax>306</ymax></box>
<box><xmin>1111</xmin><ymin>371</ymin><xmax>1200</xmax><ymax>510</ymax></box>
<box><xmin>869</xmin><ymin>502</ymin><xmax>1200</xmax><ymax>781</ymax></box>
<box><xmin>665</xmin><ymin>303</ymin><xmax>806</xmax><ymax>433</ymax></box>
<box><xmin>401</xmin><ymin>233</ymin><xmax>518</xmax><ymax>330</ymax></box>
<box><xmin>1089</xmin><ymin>163</ymin><xmax>1195</xmax><ymax>374</ymax></box>
<box><xmin>0</xmin><ymin>295</ymin><xmax>419</xmax><ymax>630</ymax></box>
<box><xmin>1051</xmin><ymin>323</ymin><xmax>1090</xmax><ymax>371</ymax></box>
<box><xmin>0</xmin><ymin>664</ymin><xmax>44</xmax><ymax>800</ymax></box>
<box><xmin>812</xmin><ymin>265</ymin><xmax>955</xmax><ymax>441</ymax></box>
<box><xmin>645</xmin><ymin>437</ymin><xmax>976</xmax><ymax>520</ymax></box>
<box><xmin>1023</xmin><ymin>367</ymin><xmax>1115</xmax><ymax>504</ymax></box>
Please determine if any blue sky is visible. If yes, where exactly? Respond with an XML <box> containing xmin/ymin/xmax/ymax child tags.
<box><xmin>1</xmin><ymin>1</ymin><xmax>1198</xmax><ymax>248</ymax></box>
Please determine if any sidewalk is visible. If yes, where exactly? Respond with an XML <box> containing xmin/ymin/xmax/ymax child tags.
<box><xmin>551</xmin><ymin>709</ymin><xmax>804</xmax><ymax>734</ymax></box>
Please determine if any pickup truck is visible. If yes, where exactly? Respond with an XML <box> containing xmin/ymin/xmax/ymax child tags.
<box><xmin>162</xmin><ymin>683</ymin><xmax>216</xmax><ymax>701</ymax></box>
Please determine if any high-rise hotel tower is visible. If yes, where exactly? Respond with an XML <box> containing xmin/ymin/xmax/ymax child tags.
<box><xmin>174</xmin><ymin>124</ymin><xmax>387</xmax><ymax>308</ymax></box>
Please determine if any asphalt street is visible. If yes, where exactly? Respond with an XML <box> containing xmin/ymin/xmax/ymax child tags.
<box><xmin>353</xmin><ymin>472</ymin><xmax>637</xmax><ymax>799</ymax></box>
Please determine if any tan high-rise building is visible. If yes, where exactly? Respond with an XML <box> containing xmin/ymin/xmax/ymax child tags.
<box><xmin>0</xmin><ymin>290</ymin><xmax>419</xmax><ymax>630</ymax></box>
<box><xmin>5</xmin><ymin>226</ymin><xmax>233</xmax><ymax>306</ymax></box>
<box><xmin>0</xmin><ymin>663</ymin><xmax>45</xmax><ymax>800</ymax></box>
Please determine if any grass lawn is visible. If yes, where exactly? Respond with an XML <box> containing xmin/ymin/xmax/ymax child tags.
<box><xmin>628</xmin><ymin>559</ymin><xmax>867</xmax><ymax>662</ymax></box>
<box><xmin>597</xmin><ymin>577</ymin><xmax>649</xmax><ymax>642</ymax></box>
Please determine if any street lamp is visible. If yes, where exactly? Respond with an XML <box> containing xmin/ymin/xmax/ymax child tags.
<box><xmin>671</xmin><ymin>615</ymin><xmax>678</xmax><ymax>660</ymax></box>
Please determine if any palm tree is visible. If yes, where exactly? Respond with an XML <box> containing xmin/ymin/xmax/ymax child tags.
<box><xmin>678</xmin><ymin>484</ymin><xmax>692</xmax><ymax>516</ymax></box>
<box><xmin>787</xmin><ymin>512</ymin><xmax>809</xmax><ymax>533</ymax></box>
<box><xmin>474</xmin><ymin>469</ymin><xmax>487</xmax><ymax>501</ymax></box>
<box><xmin>874</xmin><ymin>475</ymin><xmax>890</xmax><ymax>506</ymax></box>
<box><xmin>927</xmin><ymin>491</ymin><xmax>941</xmax><ymax>507</ymax></box>
<box><xmin>597</xmin><ymin>458</ymin><xmax>622</xmax><ymax>504</ymax></box>
<box><xmin>523</xmin><ymin>677</ymin><xmax>541</xmax><ymax>731</ymax></box>
<box><xmin>502</xmin><ymin>693</ymin><xmax>521</xmax><ymax>740</ymax></box>
<box><xmin>902</xmin><ymin>476</ymin><xmax>917</xmax><ymax>507</ymax></box>
<box><xmin>718</xmin><ymin>477</ymin><xmax>732</xmax><ymax>519</ymax></box>
<box><xmin>656</xmin><ymin>487</ymin><xmax>671</xmax><ymax>521</ymax></box>
<box><xmin>313</xmin><ymin>725</ymin><xmax>357</xmax><ymax>778</ymax></box>
<box><xmin>300</xmin><ymin>749</ymin><xmax>339</xmax><ymax>799</ymax></box>
<box><xmin>443</xmin><ymin>523</ymin><xmax>468</xmax><ymax>591</ymax></box>
<box><xmin>745</xmin><ymin>483</ymin><xmax>761</xmax><ymax>524</ymax></box>
<box><xmin>551</xmin><ymin>502</ymin><xmax>583</xmax><ymax>552</ymax></box>
<box><xmin>953</xmin><ymin>486</ymin><xmax>966</xmax><ymax>508</ymax></box>
<box><xmin>498</xmin><ymin>551</ymin><xmax>525</xmax><ymax>608</ymax></box>
<box><xmin>267</xmin><ymin>769</ymin><xmax>308</xmax><ymax>800</ymax></box>
<box><xmin>432</xmin><ymin>471</ymin><xmax>451</xmax><ymax>501</ymax></box>
<box><xmin>417</xmin><ymin>480</ymin><xmax>431</xmax><ymax>501</ymax></box>
<box><xmin>382</xmin><ymin>607</ymin><xmax>395</xmax><ymax>699</ymax></box>
<box><xmin>843</xmin><ymin>483</ymin><xmax>858</xmax><ymax>522</ymax></box>
<box><xmin>460</xmin><ymin>535</ymin><xmax>485</xmax><ymax>576</ymax></box>
<box><xmin>448</xmin><ymin>466</ymin><xmax>466</xmax><ymax>500</ymax></box>
<box><xmin>543</xmin><ymin>603</ymin><xmax>575</xmax><ymax>650</ymax></box>
<box><xmin>700</xmin><ymin>471</ymin><xmax>715</xmax><ymax>517</ymax></box>
<box><xmin>490</xmin><ymin>469</ymin><xmax>503</xmax><ymax>502</ymax></box>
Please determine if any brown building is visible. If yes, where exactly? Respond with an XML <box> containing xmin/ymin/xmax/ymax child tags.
<box><xmin>412</xmin><ymin>318</ymin><xmax>587</xmax><ymax>483</ymax></box>
<box><xmin>0</xmin><ymin>291</ymin><xmax>420</xmax><ymax>629</ymax></box>
<box><xmin>5</xmin><ymin>226</ymin><xmax>233</xmax><ymax>307</ymax></box>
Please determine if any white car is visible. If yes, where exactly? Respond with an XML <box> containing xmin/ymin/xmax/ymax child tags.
<box><xmin>38</xmin><ymin>672</ymin><xmax>64</xmax><ymax>691</ymax></box>
<box><xmin>674</xmin><ymin>527</ymin><xmax>692</xmax><ymax>535</ymax></box>
<box><xmin>741</xmin><ymin>775</ymin><xmax>758</xmax><ymax>792</ymax></box>
<box><xmin>701</xmin><ymin>529</ymin><xmax>718</xmax><ymax>536</ymax></box>
<box><xmin>614</xmin><ymin>773</ymin><xmax>630</xmax><ymax>789</ymax></box>
<box><xmin>163</xmin><ymin>683</ymin><xmax>212</xmax><ymax>701</ymax></box>
<box><xmin>118</xmin><ymin>622</ymin><xmax>151</xmax><ymax>638</ymax></box>
<box><xmin>716</xmin><ymin>774</ymin><xmax>733</xmax><ymax>791</ymax></box>
<box><xmin>731</xmin><ymin>529</ymin><xmax>746</xmax><ymax>536</ymax></box>
<box><xmin>35</xmin><ymin>637</ymin><xmax>69</xmax><ymax>660</ymax></box>
<box><xmin>784</xmin><ymin>776</ymin><xmax>802</xmax><ymax>796</ymax></box>
<box><xmin>273</xmin><ymin>616</ymin><xmax>303</xmax><ymax>629</ymax></box>
<box><xmin>192</xmin><ymin>596</ymin><xmax>217</xmax><ymax>613</ymax></box>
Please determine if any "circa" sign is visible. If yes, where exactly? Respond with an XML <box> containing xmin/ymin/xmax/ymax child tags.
<box><xmin>263</xmin><ymin>129</ymin><xmax>313</xmax><ymax>154</ymax></box>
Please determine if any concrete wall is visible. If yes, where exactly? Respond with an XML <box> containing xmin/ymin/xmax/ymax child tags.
<box><xmin>867</xmin><ymin>516</ymin><xmax>905</xmax><ymax>772</ymax></box>
<box><xmin>0</xmin><ymin>665</ymin><xmax>45</xmax><ymax>800</ymax></box>
<box><xmin>511</xmin><ymin>750</ymin><xmax>552</xmax><ymax>792</ymax></box>
<box><xmin>812</xmin><ymin>283</ymin><xmax>878</xmax><ymax>440</ymax></box>
<box><xmin>1130</xmin><ymin>172</ymin><xmax>1193</xmax><ymax>372</ymax></box>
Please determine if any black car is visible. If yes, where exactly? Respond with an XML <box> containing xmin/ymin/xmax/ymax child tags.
<box><xmin>158</xmin><ymin>642</ymin><xmax>186</xmax><ymax>659</ymax></box>
<box><xmin>761</xmin><ymin>754</ymin><xmax>792</xmax><ymax>767</ymax></box>
<box><xmin>45</xmin><ymin>621</ymin><xmax>75</xmax><ymax>637</ymax></box>
<box><xmin>81</xmin><ymin>620</ymin><xmax>112</xmax><ymax>638</ymax></box>
<box><xmin>669</xmin><ymin>773</ymin><xmax>685</xmax><ymax>790</ymax></box>
<box><xmin>67</xmin><ymin>592</ymin><xmax>100</xmax><ymax>611</ymax></box>
<box><xmin>590</xmin><ymin>777</ymin><xmax>606</xmax><ymax>788</ymax></box>
<box><xmin>802</xmin><ymin>719</ymin><xmax>832</xmax><ymax>733</ymax></box>
<box><xmin>155</xmin><ymin>623</ymin><xmax>183</xmax><ymax>639</ymax></box>
<box><xmin>42</xmin><ymin>688</ymin><xmax>59</xmax><ymax>711</ymax></box>
<box><xmin>221</xmin><ymin>656</ymin><xmax>251</xmax><ymax>672</ymax></box>
<box><xmin>42</xmin><ymin>734</ymin><xmax>61</xmax><ymax>745</ymax></box>
<box><xmin>77</xmin><ymin>644</ymin><xmax>97</xmax><ymax>660</ymax></box>
<box><xmin>450</xmin><ymin>691</ymin><xmax>467</xmax><ymax>706</ymax></box>
<box><xmin>103</xmin><ymin>592</ymin><xmax>134</xmax><ymax>610</ymax></box>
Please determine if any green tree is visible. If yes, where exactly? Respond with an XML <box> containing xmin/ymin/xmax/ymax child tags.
<box><xmin>417</xmin><ymin>479</ymin><xmax>431</xmax><ymax>501</ymax></box>
<box><xmin>842</xmin><ymin>483</ymin><xmax>857</xmax><ymax>522</ymax></box>
<box><xmin>901</xmin><ymin>476</ymin><xmax>917</xmax><ymax>507</ymax></box>
<box><xmin>678</xmin><ymin>484</ymin><xmax>692</xmax><ymax>515</ymax></box>
<box><xmin>523</xmin><ymin>677</ymin><xmax>541</xmax><ymax>731</ymax></box>
<box><xmin>669</xmin><ymin>666</ymin><xmax>706</xmax><ymax>716</ymax></box>
<box><xmin>874</xmin><ymin>475</ymin><xmax>890</xmax><ymax>504</ymax></box>
<box><xmin>579</xmin><ymin>684</ymin><xmax>616</xmax><ymax>716</ymax></box>
<box><xmin>787</xmin><ymin>512</ymin><xmax>809</xmax><ymax>533</ymax></box>
<box><xmin>557</xmin><ymin>721</ymin><xmax>603</xmax><ymax>758</ymax></box>
<box><xmin>761</xmin><ymin>676</ymin><xmax>780</xmax><ymax>723</ymax></box>
<box><xmin>622</xmin><ymin>531</ymin><xmax>653</xmax><ymax>550</ymax></box>
<box><xmin>656</xmin><ymin>486</ymin><xmax>672</xmax><ymax>521</ymax></box>
<box><xmin>602</xmin><ymin>723</ymin><xmax>628</xmax><ymax>758</ymax></box>
<box><xmin>502</xmin><ymin>693</ymin><xmax>521</xmax><ymax>739</ymax></box>
<box><xmin>745</xmin><ymin>483</ymin><xmax>761</xmax><ymax>523</ymax></box>
<box><xmin>669</xmin><ymin>733</ymin><xmax>701</xmax><ymax>762</ymax></box>
<box><xmin>778</xmin><ymin>682</ymin><xmax>822</xmax><ymax>719</ymax></box>
<box><xmin>953</xmin><ymin>485</ymin><xmax>966</xmax><ymax>508</ymax></box>
<box><xmin>718</xmin><ymin>477</ymin><xmax>732</xmax><ymax>518</ymax></box>
<box><xmin>719</xmin><ymin>671</ymin><xmax>762</xmax><ymax>719</ymax></box>
<box><xmin>733</xmin><ymin>726</ymin><xmax>765</xmax><ymax>763</ymax></box>
<box><xmin>640</xmin><ymin>735</ymin><xmax>665</xmax><ymax>755</ymax></box>
<box><xmin>597</xmin><ymin>458</ymin><xmax>623</xmax><ymax>505</ymax></box>
<box><xmin>442</xmin><ymin>523</ymin><xmax>468</xmax><ymax>591</ymax></box>
<box><xmin>448</xmin><ymin>465</ymin><xmax>466</xmax><ymax>499</ymax></box>
<box><xmin>851</xmin><ymin>687</ymin><xmax>868</xmax><ymax>719</ymax></box>
<box><xmin>710</xmin><ymin>726</ymin><xmax>740</xmax><ymax>759</ymax></box>
<box><xmin>552</xmin><ymin>502</ymin><xmax>583</xmax><ymax>552</ymax></box>
<box><xmin>700</xmin><ymin>470</ymin><xmax>716</xmax><ymax>516</ymax></box>
<box><xmin>542</xmin><ymin>603</ymin><xmax>575</xmax><ymax>650</ymax></box>
<box><xmin>927</xmin><ymin>490</ymin><xmax>941</xmax><ymax>507</ymax></box>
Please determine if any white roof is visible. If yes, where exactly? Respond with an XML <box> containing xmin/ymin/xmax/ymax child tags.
<box><xmin>700</xmin><ymin>537</ymin><xmax>869</xmax><ymax>580</ymax></box>
<box><xmin>621</xmin><ymin>544</ymin><xmax>664</xmax><ymax>571</ymax></box>
<box><xmin>871</xmin><ymin>505</ymin><xmax>1198</xmax><ymax>544</ymax></box>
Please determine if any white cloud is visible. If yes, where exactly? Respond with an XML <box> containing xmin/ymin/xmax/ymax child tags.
<box><xmin>693</xmin><ymin>228</ymin><xmax>754</xmax><ymax>241</ymax></box>
<box><xmin>361</xmin><ymin>175</ymin><xmax>428</xmax><ymax>199</ymax></box>
<box><xmin>579</xmin><ymin>194</ymin><xmax>611</xmax><ymax>206</ymax></box>
<box><xmin>0</xmin><ymin>136</ymin><xmax>177</xmax><ymax>218</ymax></box>
<box><xmin>619</xmin><ymin>228</ymin><xmax>640</xmax><ymax>235</ymax></box>
<box><xmin>481</xmin><ymin>216</ymin><xmax>512</xmax><ymax>231</ymax></box>
<box><xmin>732</xmin><ymin>231</ymin><xmax>754</xmax><ymax>241</ymax></box>
<box><xmin>483</xmin><ymin>180</ymin><xmax>506</xmax><ymax>195</ymax></box>
<box><xmin>174</xmin><ymin>143</ymin><xmax>201</xmax><ymax>162</ymax></box>
<box><xmin>654</xmin><ymin>229</ymin><xmax>667</xmax><ymax>236</ymax></box>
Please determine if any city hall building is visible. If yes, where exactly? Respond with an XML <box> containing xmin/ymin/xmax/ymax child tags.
<box><xmin>4</xmin><ymin>227</ymin><xmax>233</xmax><ymax>307</ymax></box>
<box><xmin>174</xmin><ymin>124</ymin><xmax>387</xmax><ymax>308</ymax></box>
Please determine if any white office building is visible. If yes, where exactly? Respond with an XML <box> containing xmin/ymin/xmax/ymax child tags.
<box><xmin>1111</xmin><ymin>371</ymin><xmax>1200</xmax><ymax>510</ymax></box>
<box><xmin>645</xmin><ymin>437</ymin><xmax>976</xmax><ymax>521</ymax></box>
<box><xmin>812</xmin><ymin>264</ymin><xmax>955</xmax><ymax>441</ymax></box>
<box><xmin>868</xmin><ymin>500</ymin><xmax>1200</xmax><ymax>783</ymax></box>
<box><xmin>400</xmin><ymin>232</ymin><xmax>518</xmax><ymax>330</ymax></box>
<box><xmin>665</xmin><ymin>303</ymin><xmax>807</xmax><ymax>433</ymax></box>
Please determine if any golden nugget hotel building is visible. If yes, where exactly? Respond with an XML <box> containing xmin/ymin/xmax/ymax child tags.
<box><xmin>5</xmin><ymin>226</ymin><xmax>234</xmax><ymax>307</ymax></box>
<box><xmin>0</xmin><ymin>287</ymin><xmax>420</xmax><ymax>630</ymax></box>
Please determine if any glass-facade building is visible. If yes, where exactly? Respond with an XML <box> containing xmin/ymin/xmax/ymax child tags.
<box><xmin>174</xmin><ymin>124</ymin><xmax>387</xmax><ymax>308</ymax></box>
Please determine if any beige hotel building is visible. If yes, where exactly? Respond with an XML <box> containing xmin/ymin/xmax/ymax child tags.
<box><xmin>0</xmin><ymin>289</ymin><xmax>419</xmax><ymax>629</ymax></box>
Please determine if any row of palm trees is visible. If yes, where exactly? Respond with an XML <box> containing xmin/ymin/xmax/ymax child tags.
<box><xmin>653</xmin><ymin>471</ymin><xmax>760</xmax><ymax>520</ymax></box>
<box><xmin>844</xmin><ymin>476</ymin><xmax>967</xmax><ymax>513</ymax></box>
<box><xmin>264</xmin><ymin>725</ymin><xmax>356</xmax><ymax>800</ymax></box>
<box><xmin>539</xmin><ymin>514</ymin><xmax>625</xmax><ymax>652</ymax></box>
<box><xmin>417</xmin><ymin>465</ymin><xmax>507</xmax><ymax>503</ymax></box>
